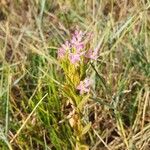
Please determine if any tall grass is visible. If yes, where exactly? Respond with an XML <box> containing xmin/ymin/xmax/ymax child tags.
<box><xmin>0</xmin><ymin>0</ymin><xmax>150</xmax><ymax>149</ymax></box>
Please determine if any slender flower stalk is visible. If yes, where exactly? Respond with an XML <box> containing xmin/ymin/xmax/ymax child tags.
<box><xmin>58</xmin><ymin>30</ymin><xmax>98</xmax><ymax>150</ymax></box>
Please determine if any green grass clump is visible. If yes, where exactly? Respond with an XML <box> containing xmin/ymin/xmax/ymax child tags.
<box><xmin>0</xmin><ymin>0</ymin><xmax>150</xmax><ymax>149</ymax></box>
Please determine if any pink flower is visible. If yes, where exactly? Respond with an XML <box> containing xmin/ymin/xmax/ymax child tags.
<box><xmin>69</xmin><ymin>51</ymin><xmax>85</xmax><ymax>64</ymax></box>
<box><xmin>85</xmin><ymin>48</ymin><xmax>99</xmax><ymax>60</ymax></box>
<box><xmin>71</xmin><ymin>30</ymin><xmax>84</xmax><ymax>52</ymax></box>
<box><xmin>77</xmin><ymin>78</ymin><xmax>91</xmax><ymax>94</ymax></box>
<box><xmin>58</xmin><ymin>30</ymin><xmax>99</xmax><ymax>63</ymax></box>
<box><xmin>58</xmin><ymin>41</ymin><xmax>70</xmax><ymax>59</ymax></box>
<box><xmin>57</xmin><ymin>48</ymin><xmax>66</xmax><ymax>59</ymax></box>
<box><xmin>84</xmin><ymin>78</ymin><xmax>91</xmax><ymax>87</ymax></box>
<box><xmin>62</xmin><ymin>41</ymin><xmax>70</xmax><ymax>50</ymax></box>
<box><xmin>74</xmin><ymin>30</ymin><xmax>83</xmax><ymax>42</ymax></box>
<box><xmin>69</xmin><ymin>53</ymin><xmax>81</xmax><ymax>64</ymax></box>
<box><xmin>74</xmin><ymin>43</ymin><xmax>84</xmax><ymax>53</ymax></box>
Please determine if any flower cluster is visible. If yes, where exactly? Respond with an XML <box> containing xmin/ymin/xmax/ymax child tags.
<box><xmin>58</xmin><ymin>30</ymin><xmax>98</xmax><ymax>64</ymax></box>
<box><xmin>58</xmin><ymin>30</ymin><xmax>98</xmax><ymax>95</ymax></box>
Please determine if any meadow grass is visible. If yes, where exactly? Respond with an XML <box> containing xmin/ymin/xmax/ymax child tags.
<box><xmin>0</xmin><ymin>0</ymin><xmax>150</xmax><ymax>149</ymax></box>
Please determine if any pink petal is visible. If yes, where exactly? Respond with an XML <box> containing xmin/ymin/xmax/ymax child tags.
<box><xmin>69</xmin><ymin>53</ymin><xmax>81</xmax><ymax>64</ymax></box>
<box><xmin>62</xmin><ymin>41</ymin><xmax>70</xmax><ymax>50</ymax></box>
<box><xmin>57</xmin><ymin>48</ymin><xmax>66</xmax><ymax>59</ymax></box>
<box><xmin>84</xmin><ymin>78</ymin><xmax>91</xmax><ymax>87</ymax></box>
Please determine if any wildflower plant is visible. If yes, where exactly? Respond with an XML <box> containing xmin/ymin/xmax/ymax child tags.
<box><xmin>58</xmin><ymin>30</ymin><xmax>98</xmax><ymax>149</ymax></box>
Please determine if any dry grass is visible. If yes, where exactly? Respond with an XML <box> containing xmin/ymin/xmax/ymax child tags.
<box><xmin>0</xmin><ymin>0</ymin><xmax>150</xmax><ymax>149</ymax></box>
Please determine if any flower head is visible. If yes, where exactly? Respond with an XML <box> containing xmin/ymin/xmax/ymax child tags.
<box><xmin>58</xmin><ymin>30</ymin><xmax>99</xmax><ymax>65</ymax></box>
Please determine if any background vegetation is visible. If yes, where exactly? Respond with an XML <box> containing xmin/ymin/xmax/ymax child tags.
<box><xmin>0</xmin><ymin>0</ymin><xmax>150</xmax><ymax>149</ymax></box>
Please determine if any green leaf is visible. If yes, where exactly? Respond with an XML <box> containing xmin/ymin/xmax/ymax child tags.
<box><xmin>77</xmin><ymin>94</ymin><xmax>89</xmax><ymax>110</ymax></box>
<box><xmin>81</xmin><ymin>122</ymin><xmax>91</xmax><ymax>136</ymax></box>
